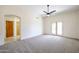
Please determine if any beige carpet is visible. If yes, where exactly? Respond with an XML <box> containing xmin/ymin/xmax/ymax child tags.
<box><xmin>0</xmin><ymin>35</ymin><xmax>79</xmax><ymax>53</ymax></box>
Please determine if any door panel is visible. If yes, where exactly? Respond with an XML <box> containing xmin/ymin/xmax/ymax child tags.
<box><xmin>52</xmin><ymin>22</ymin><xmax>56</xmax><ymax>35</ymax></box>
<box><xmin>57</xmin><ymin>22</ymin><xmax>62</xmax><ymax>35</ymax></box>
<box><xmin>6</xmin><ymin>21</ymin><xmax>13</xmax><ymax>37</ymax></box>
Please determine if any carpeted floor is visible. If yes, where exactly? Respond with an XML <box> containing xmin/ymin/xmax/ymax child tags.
<box><xmin>0</xmin><ymin>35</ymin><xmax>79</xmax><ymax>53</ymax></box>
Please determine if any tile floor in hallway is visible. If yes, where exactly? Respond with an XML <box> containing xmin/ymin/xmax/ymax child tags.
<box><xmin>0</xmin><ymin>35</ymin><xmax>79</xmax><ymax>53</ymax></box>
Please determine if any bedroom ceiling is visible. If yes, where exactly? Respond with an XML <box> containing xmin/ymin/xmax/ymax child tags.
<box><xmin>40</xmin><ymin>5</ymin><xmax>79</xmax><ymax>16</ymax></box>
<box><xmin>0</xmin><ymin>5</ymin><xmax>79</xmax><ymax>16</ymax></box>
<box><xmin>21</xmin><ymin>5</ymin><xmax>79</xmax><ymax>16</ymax></box>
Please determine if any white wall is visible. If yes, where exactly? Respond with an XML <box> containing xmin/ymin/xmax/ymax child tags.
<box><xmin>0</xmin><ymin>5</ymin><xmax>43</xmax><ymax>46</ymax></box>
<box><xmin>43</xmin><ymin>10</ymin><xmax>79</xmax><ymax>39</ymax></box>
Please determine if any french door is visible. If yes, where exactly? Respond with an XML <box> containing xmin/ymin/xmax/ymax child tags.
<box><xmin>52</xmin><ymin>22</ymin><xmax>62</xmax><ymax>35</ymax></box>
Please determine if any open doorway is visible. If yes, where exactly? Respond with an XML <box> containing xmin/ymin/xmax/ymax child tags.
<box><xmin>5</xmin><ymin>15</ymin><xmax>21</xmax><ymax>43</ymax></box>
<box><xmin>52</xmin><ymin>21</ymin><xmax>63</xmax><ymax>35</ymax></box>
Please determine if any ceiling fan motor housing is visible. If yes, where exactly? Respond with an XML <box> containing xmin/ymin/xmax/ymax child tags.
<box><xmin>43</xmin><ymin>5</ymin><xmax>56</xmax><ymax>16</ymax></box>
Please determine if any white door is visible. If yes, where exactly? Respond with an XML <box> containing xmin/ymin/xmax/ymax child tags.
<box><xmin>57</xmin><ymin>22</ymin><xmax>62</xmax><ymax>35</ymax></box>
<box><xmin>52</xmin><ymin>22</ymin><xmax>62</xmax><ymax>35</ymax></box>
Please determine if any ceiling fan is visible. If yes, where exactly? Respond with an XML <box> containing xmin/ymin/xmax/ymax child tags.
<box><xmin>43</xmin><ymin>5</ymin><xmax>56</xmax><ymax>16</ymax></box>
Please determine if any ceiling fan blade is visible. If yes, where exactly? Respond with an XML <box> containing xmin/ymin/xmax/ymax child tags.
<box><xmin>49</xmin><ymin>10</ymin><xmax>56</xmax><ymax>14</ymax></box>
<box><xmin>43</xmin><ymin>11</ymin><xmax>48</xmax><ymax>14</ymax></box>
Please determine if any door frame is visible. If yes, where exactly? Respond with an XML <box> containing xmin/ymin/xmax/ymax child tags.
<box><xmin>4</xmin><ymin>15</ymin><xmax>21</xmax><ymax>43</ymax></box>
<box><xmin>52</xmin><ymin>21</ymin><xmax>63</xmax><ymax>35</ymax></box>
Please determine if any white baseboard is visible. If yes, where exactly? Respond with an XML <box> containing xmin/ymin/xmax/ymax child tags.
<box><xmin>21</xmin><ymin>34</ymin><xmax>43</xmax><ymax>40</ymax></box>
<box><xmin>43</xmin><ymin>34</ymin><xmax>79</xmax><ymax>40</ymax></box>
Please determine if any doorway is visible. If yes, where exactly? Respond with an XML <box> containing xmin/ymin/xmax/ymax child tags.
<box><xmin>5</xmin><ymin>15</ymin><xmax>21</xmax><ymax>43</ymax></box>
<box><xmin>52</xmin><ymin>21</ymin><xmax>63</xmax><ymax>35</ymax></box>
